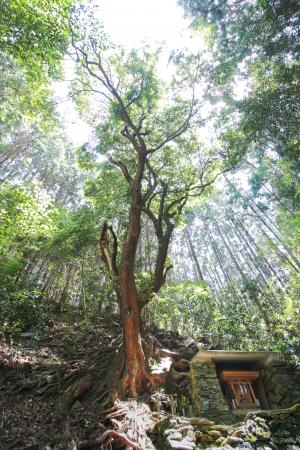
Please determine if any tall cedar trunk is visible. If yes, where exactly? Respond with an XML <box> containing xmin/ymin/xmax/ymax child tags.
<box><xmin>32</xmin><ymin>258</ymin><xmax>48</xmax><ymax>283</ymax></box>
<box><xmin>235</xmin><ymin>218</ymin><xmax>280</xmax><ymax>279</ymax></box>
<box><xmin>224</xmin><ymin>176</ymin><xmax>300</xmax><ymax>271</ymax></box>
<box><xmin>215</xmin><ymin>224</ymin><xmax>274</xmax><ymax>330</ymax></box>
<box><xmin>232</xmin><ymin>218</ymin><xmax>277</xmax><ymax>280</ymax></box>
<box><xmin>203</xmin><ymin>253</ymin><xmax>223</xmax><ymax>296</ymax></box>
<box><xmin>208</xmin><ymin>233</ymin><xmax>263</xmax><ymax>333</ymax></box>
<box><xmin>237</xmin><ymin>233</ymin><xmax>283</xmax><ymax>295</ymax></box>
<box><xmin>209</xmin><ymin>233</ymin><xmax>237</xmax><ymax>298</ymax></box>
<box><xmin>185</xmin><ymin>227</ymin><xmax>204</xmax><ymax>281</ymax></box>
<box><xmin>248</xmin><ymin>202</ymin><xmax>300</xmax><ymax>271</ymax></box>
<box><xmin>258</xmin><ymin>224</ymin><xmax>299</xmax><ymax>272</ymax></box>
<box><xmin>59</xmin><ymin>265</ymin><xmax>72</xmax><ymax>308</ymax></box>
<box><xmin>214</xmin><ymin>222</ymin><xmax>248</xmax><ymax>284</ymax></box>
<box><xmin>118</xmin><ymin>165</ymin><xmax>148</xmax><ymax>398</ymax></box>
<box><xmin>17</xmin><ymin>250</ymin><xmax>38</xmax><ymax>283</ymax></box>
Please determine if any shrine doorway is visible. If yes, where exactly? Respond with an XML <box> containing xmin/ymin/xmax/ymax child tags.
<box><xmin>216</xmin><ymin>362</ymin><xmax>270</xmax><ymax>410</ymax></box>
<box><xmin>191</xmin><ymin>350</ymin><xmax>278</xmax><ymax>416</ymax></box>
<box><xmin>220</xmin><ymin>370</ymin><xmax>261</xmax><ymax>409</ymax></box>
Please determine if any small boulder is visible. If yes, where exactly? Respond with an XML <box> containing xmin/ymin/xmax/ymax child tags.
<box><xmin>168</xmin><ymin>432</ymin><xmax>183</xmax><ymax>441</ymax></box>
<box><xmin>222</xmin><ymin>436</ymin><xmax>244</xmax><ymax>445</ymax></box>
<box><xmin>164</xmin><ymin>429</ymin><xmax>178</xmax><ymax>437</ymax></box>
<box><xmin>190</xmin><ymin>417</ymin><xmax>215</xmax><ymax>429</ymax></box>
<box><xmin>207</xmin><ymin>430</ymin><xmax>222</xmax><ymax>438</ymax></box>
<box><xmin>178</xmin><ymin>425</ymin><xmax>194</xmax><ymax>434</ymax></box>
<box><xmin>167</xmin><ymin>439</ymin><xmax>195</xmax><ymax>450</ymax></box>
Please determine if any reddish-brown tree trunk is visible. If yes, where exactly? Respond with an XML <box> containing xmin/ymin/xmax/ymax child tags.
<box><xmin>119</xmin><ymin>265</ymin><xmax>147</xmax><ymax>397</ymax></box>
<box><xmin>118</xmin><ymin>159</ymin><xmax>149</xmax><ymax>398</ymax></box>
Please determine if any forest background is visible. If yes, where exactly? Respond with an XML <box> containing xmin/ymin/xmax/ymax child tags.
<box><xmin>0</xmin><ymin>0</ymin><xmax>299</xmax><ymax>371</ymax></box>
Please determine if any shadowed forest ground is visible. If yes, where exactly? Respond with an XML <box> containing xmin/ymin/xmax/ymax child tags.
<box><xmin>0</xmin><ymin>320</ymin><xmax>122</xmax><ymax>449</ymax></box>
<box><xmin>0</xmin><ymin>320</ymin><xmax>196</xmax><ymax>449</ymax></box>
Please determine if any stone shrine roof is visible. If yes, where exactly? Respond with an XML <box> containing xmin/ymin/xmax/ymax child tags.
<box><xmin>191</xmin><ymin>350</ymin><xmax>278</xmax><ymax>365</ymax></box>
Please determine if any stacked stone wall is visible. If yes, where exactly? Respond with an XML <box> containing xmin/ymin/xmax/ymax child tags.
<box><xmin>263</xmin><ymin>361</ymin><xmax>300</xmax><ymax>409</ymax></box>
<box><xmin>191</xmin><ymin>361</ymin><xmax>236</xmax><ymax>423</ymax></box>
<box><xmin>152</xmin><ymin>404</ymin><xmax>300</xmax><ymax>450</ymax></box>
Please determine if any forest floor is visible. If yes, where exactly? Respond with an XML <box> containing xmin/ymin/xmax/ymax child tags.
<box><xmin>0</xmin><ymin>319</ymin><xmax>123</xmax><ymax>449</ymax></box>
<box><xmin>0</xmin><ymin>318</ymin><xmax>197</xmax><ymax>449</ymax></box>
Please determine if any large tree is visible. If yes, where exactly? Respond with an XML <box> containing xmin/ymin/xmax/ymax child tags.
<box><xmin>71</xmin><ymin>36</ymin><xmax>231</xmax><ymax>396</ymax></box>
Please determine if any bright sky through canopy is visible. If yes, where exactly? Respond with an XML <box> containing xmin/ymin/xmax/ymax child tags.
<box><xmin>96</xmin><ymin>0</ymin><xmax>192</xmax><ymax>48</ymax></box>
<box><xmin>57</xmin><ymin>0</ymin><xmax>201</xmax><ymax>145</ymax></box>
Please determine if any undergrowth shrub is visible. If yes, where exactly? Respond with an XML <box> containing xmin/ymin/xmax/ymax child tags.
<box><xmin>0</xmin><ymin>282</ymin><xmax>54</xmax><ymax>337</ymax></box>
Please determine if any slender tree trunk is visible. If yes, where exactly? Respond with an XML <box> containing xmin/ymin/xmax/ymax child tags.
<box><xmin>41</xmin><ymin>271</ymin><xmax>57</xmax><ymax>294</ymax></box>
<box><xmin>229</xmin><ymin>224</ymin><xmax>269</xmax><ymax>287</ymax></box>
<box><xmin>248</xmin><ymin>202</ymin><xmax>300</xmax><ymax>270</ymax></box>
<box><xmin>236</xmin><ymin>218</ymin><xmax>286</xmax><ymax>283</ymax></box>
<box><xmin>258</xmin><ymin>225</ymin><xmax>299</xmax><ymax>272</ymax></box>
<box><xmin>232</xmin><ymin>219</ymin><xmax>285</xmax><ymax>291</ymax></box>
<box><xmin>32</xmin><ymin>258</ymin><xmax>48</xmax><ymax>284</ymax></box>
<box><xmin>232</xmin><ymin>219</ymin><xmax>273</xmax><ymax>278</ymax></box>
<box><xmin>208</xmin><ymin>232</ymin><xmax>239</xmax><ymax>300</ymax></box>
<box><xmin>59</xmin><ymin>265</ymin><xmax>72</xmax><ymax>309</ymax></box>
<box><xmin>81</xmin><ymin>257</ymin><xmax>87</xmax><ymax>319</ymax></box>
<box><xmin>213</xmin><ymin>222</ymin><xmax>274</xmax><ymax>329</ymax></box>
<box><xmin>184</xmin><ymin>227</ymin><xmax>204</xmax><ymax>281</ymax></box>
<box><xmin>16</xmin><ymin>250</ymin><xmax>38</xmax><ymax>283</ymax></box>
<box><xmin>203</xmin><ymin>254</ymin><xmax>223</xmax><ymax>294</ymax></box>
<box><xmin>224</xmin><ymin>176</ymin><xmax>300</xmax><ymax>271</ymax></box>
<box><xmin>214</xmin><ymin>222</ymin><xmax>248</xmax><ymax>284</ymax></box>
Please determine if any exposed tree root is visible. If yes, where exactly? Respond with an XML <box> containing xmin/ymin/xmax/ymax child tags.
<box><xmin>56</xmin><ymin>373</ymin><xmax>93</xmax><ymax>412</ymax></box>
<box><xmin>77</xmin><ymin>430</ymin><xmax>139</xmax><ymax>449</ymax></box>
<box><xmin>76</xmin><ymin>400</ymin><xmax>155</xmax><ymax>449</ymax></box>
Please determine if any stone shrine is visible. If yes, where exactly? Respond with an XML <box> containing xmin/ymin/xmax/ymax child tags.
<box><xmin>190</xmin><ymin>350</ymin><xmax>300</xmax><ymax>424</ymax></box>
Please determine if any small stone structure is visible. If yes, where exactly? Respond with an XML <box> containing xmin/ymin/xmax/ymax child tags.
<box><xmin>190</xmin><ymin>350</ymin><xmax>300</xmax><ymax>424</ymax></box>
<box><xmin>190</xmin><ymin>359</ymin><xmax>235</xmax><ymax>423</ymax></box>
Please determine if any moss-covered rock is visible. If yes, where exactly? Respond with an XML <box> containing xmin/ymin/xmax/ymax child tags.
<box><xmin>151</xmin><ymin>403</ymin><xmax>300</xmax><ymax>449</ymax></box>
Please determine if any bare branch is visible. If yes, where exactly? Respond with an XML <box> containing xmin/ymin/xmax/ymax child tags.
<box><xmin>121</xmin><ymin>126</ymin><xmax>140</xmax><ymax>152</ymax></box>
<box><xmin>55</xmin><ymin>88</ymin><xmax>111</xmax><ymax>105</ymax></box>
<box><xmin>147</xmin><ymin>118</ymin><xmax>191</xmax><ymax>154</ymax></box>
<box><xmin>147</xmin><ymin>92</ymin><xmax>198</xmax><ymax>154</ymax></box>
<box><xmin>109</xmin><ymin>157</ymin><xmax>133</xmax><ymax>185</ymax></box>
